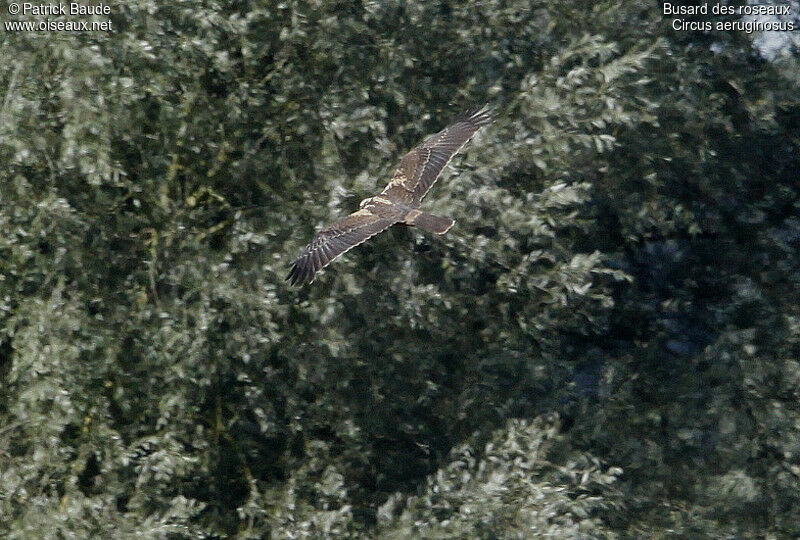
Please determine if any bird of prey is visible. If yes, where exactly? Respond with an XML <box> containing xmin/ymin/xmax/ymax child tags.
<box><xmin>286</xmin><ymin>105</ymin><xmax>495</xmax><ymax>286</ymax></box>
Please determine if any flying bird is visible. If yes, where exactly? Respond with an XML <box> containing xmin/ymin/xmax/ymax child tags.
<box><xmin>287</xmin><ymin>105</ymin><xmax>495</xmax><ymax>286</ymax></box>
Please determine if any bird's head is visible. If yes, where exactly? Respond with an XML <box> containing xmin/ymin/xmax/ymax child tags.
<box><xmin>359</xmin><ymin>197</ymin><xmax>373</xmax><ymax>209</ymax></box>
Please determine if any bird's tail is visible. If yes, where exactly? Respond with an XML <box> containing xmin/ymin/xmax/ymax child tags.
<box><xmin>404</xmin><ymin>210</ymin><xmax>454</xmax><ymax>234</ymax></box>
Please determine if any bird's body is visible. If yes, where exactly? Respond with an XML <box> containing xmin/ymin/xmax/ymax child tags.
<box><xmin>287</xmin><ymin>105</ymin><xmax>495</xmax><ymax>285</ymax></box>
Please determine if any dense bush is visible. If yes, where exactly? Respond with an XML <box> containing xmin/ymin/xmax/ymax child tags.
<box><xmin>1</xmin><ymin>0</ymin><xmax>799</xmax><ymax>537</ymax></box>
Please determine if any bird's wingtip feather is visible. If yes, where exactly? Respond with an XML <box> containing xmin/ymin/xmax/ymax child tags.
<box><xmin>286</xmin><ymin>258</ymin><xmax>307</xmax><ymax>286</ymax></box>
<box><xmin>455</xmin><ymin>103</ymin><xmax>496</xmax><ymax>127</ymax></box>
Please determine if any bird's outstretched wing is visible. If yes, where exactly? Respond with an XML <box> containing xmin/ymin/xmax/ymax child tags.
<box><xmin>386</xmin><ymin>105</ymin><xmax>495</xmax><ymax>203</ymax></box>
<box><xmin>286</xmin><ymin>209</ymin><xmax>397</xmax><ymax>285</ymax></box>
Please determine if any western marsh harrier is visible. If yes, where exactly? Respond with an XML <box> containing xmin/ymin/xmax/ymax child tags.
<box><xmin>287</xmin><ymin>105</ymin><xmax>495</xmax><ymax>285</ymax></box>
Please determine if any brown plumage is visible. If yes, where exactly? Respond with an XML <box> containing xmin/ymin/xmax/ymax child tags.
<box><xmin>287</xmin><ymin>105</ymin><xmax>495</xmax><ymax>286</ymax></box>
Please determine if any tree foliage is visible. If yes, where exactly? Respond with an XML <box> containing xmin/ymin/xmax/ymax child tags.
<box><xmin>1</xmin><ymin>0</ymin><xmax>799</xmax><ymax>537</ymax></box>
